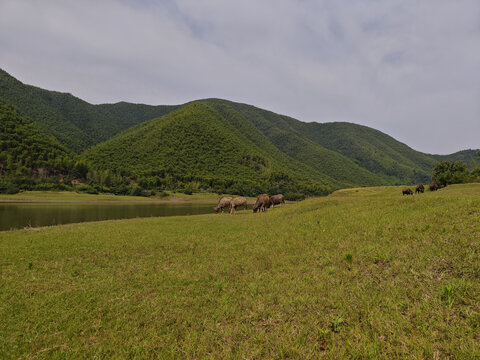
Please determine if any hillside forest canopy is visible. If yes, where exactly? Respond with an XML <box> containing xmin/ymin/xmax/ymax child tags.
<box><xmin>0</xmin><ymin>69</ymin><xmax>479</xmax><ymax>198</ymax></box>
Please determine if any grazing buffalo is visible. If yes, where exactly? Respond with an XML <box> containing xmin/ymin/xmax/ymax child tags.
<box><xmin>415</xmin><ymin>184</ymin><xmax>425</xmax><ymax>194</ymax></box>
<box><xmin>253</xmin><ymin>194</ymin><xmax>270</xmax><ymax>213</ymax></box>
<box><xmin>402</xmin><ymin>188</ymin><xmax>414</xmax><ymax>196</ymax></box>
<box><xmin>429</xmin><ymin>182</ymin><xmax>445</xmax><ymax>191</ymax></box>
<box><xmin>229</xmin><ymin>196</ymin><xmax>248</xmax><ymax>214</ymax></box>
<box><xmin>214</xmin><ymin>196</ymin><xmax>233</xmax><ymax>213</ymax></box>
<box><xmin>269</xmin><ymin>194</ymin><xmax>285</xmax><ymax>207</ymax></box>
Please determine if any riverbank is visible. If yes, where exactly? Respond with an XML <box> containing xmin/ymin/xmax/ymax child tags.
<box><xmin>0</xmin><ymin>190</ymin><xmax>250</xmax><ymax>203</ymax></box>
<box><xmin>1</xmin><ymin>184</ymin><xmax>479</xmax><ymax>358</ymax></box>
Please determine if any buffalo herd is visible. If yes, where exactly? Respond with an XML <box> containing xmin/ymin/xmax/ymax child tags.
<box><xmin>215</xmin><ymin>181</ymin><xmax>445</xmax><ymax>214</ymax></box>
<box><xmin>402</xmin><ymin>182</ymin><xmax>445</xmax><ymax>196</ymax></box>
<box><xmin>214</xmin><ymin>193</ymin><xmax>285</xmax><ymax>214</ymax></box>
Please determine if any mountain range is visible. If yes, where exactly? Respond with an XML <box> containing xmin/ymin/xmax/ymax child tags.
<box><xmin>0</xmin><ymin>68</ymin><xmax>478</xmax><ymax>196</ymax></box>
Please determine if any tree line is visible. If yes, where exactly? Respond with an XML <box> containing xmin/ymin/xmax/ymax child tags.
<box><xmin>432</xmin><ymin>156</ymin><xmax>480</xmax><ymax>186</ymax></box>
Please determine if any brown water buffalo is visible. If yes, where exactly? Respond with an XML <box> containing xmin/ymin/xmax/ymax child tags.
<box><xmin>429</xmin><ymin>182</ymin><xmax>445</xmax><ymax>191</ymax></box>
<box><xmin>269</xmin><ymin>194</ymin><xmax>285</xmax><ymax>207</ymax></box>
<box><xmin>214</xmin><ymin>196</ymin><xmax>233</xmax><ymax>213</ymax></box>
<box><xmin>402</xmin><ymin>188</ymin><xmax>413</xmax><ymax>195</ymax></box>
<box><xmin>229</xmin><ymin>196</ymin><xmax>248</xmax><ymax>214</ymax></box>
<box><xmin>415</xmin><ymin>184</ymin><xmax>425</xmax><ymax>193</ymax></box>
<box><xmin>253</xmin><ymin>194</ymin><xmax>270</xmax><ymax>213</ymax></box>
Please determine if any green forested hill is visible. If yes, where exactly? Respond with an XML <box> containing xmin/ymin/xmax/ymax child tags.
<box><xmin>206</xmin><ymin>100</ymin><xmax>435</xmax><ymax>184</ymax></box>
<box><xmin>0</xmin><ymin>101</ymin><xmax>74</xmax><ymax>181</ymax></box>
<box><xmin>1</xmin><ymin>69</ymin><xmax>478</xmax><ymax>197</ymax></box>
<box><xmin>432</xmin><ymin>149</ymin><xmax>480</xmax><ymax>170</ymax></box>
<box><xmin>82</xmin><ymin>99</ymin><xmax>437</xmax><ymax>196</ymax></box>
<box><xmin>82</xmin><ymin>101</ymin><xmax>334</xmax><ymax>196</ymax></box>
<box><xmin>204</xmin><ymin>100</ymin><xmax>394</xmax><ymax>186</ymax></box>
<box><xmin>0</xmin><ymin>69</ymin><xmax>178</xmax><ymax>152</ymax></box>
<box><xmin>300</xmin><ymin>122</ymin><xmax>438</xmax><ymax>183</ymax></box>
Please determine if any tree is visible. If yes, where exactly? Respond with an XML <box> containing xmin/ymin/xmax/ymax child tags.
<box><xmin>101</xmin><ymin>170</ymin><xmax>112</xmax><ymax>187</ymax></box>
<box><xmin>72</xmin><ymin>160</ymin><xmax>89</xmax><ymax>180</ymax></box>
<box><xmin>432</xmin><ymin>160</ymin><xmax>470</xmax><ymax>185</ymax></box>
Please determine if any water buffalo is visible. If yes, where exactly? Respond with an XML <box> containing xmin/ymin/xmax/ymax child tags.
<box><xmin>415</xmin><ymin>184</ymin><xmax>425</xmax><ymax>194</ymax></box>
<box><xmin>229</xmin><ymin>196</ymin><xmax>248</xmax><ymax>214</ymax></box>
<box><xmin>429</xmin><ymin>182</ymin><xmax>445</xmax><ymax>191</ymax></box>
<box><xmin>269</xmin><ymin>194</ymin><xmax>285</xmax><ymax>207</ymax></box>
<box><xmin>402</xmin><ymin>188</ymin><xmax>413</xmax><ymax>195</ymax></box>
<box><xmin>214</xmin><ymin>196</ymin><xmax>233</xmax><ymax>213</ymax></box>
<box><xmin>253</xmin><ymin>194</ymin><xmax>270</xmax><ymax>213</ymax></box>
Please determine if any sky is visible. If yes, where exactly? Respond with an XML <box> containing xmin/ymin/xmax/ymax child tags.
<box><xmin>0</xmin><ymin>0</ymin><xmax>479</xmax><ymax>154</ymax></box>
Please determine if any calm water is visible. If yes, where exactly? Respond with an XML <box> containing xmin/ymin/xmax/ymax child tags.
<box><xmin>0</xmin><ymin>202</ymin><xmax>215</xmax><ymax>231</ymax></box>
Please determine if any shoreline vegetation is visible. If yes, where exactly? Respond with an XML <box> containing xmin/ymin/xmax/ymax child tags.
<box><xmin>0</xmin><ymin>190</ymin><xmax>258</xmax><ymax>204</ymax></box>
<box><xmin>1</xmin><ymin>184</ymin><xmax>479</xmax><ymax>358</ymax></box>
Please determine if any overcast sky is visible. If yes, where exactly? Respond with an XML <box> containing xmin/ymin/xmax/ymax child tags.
<box><xmin>1</xmin><ymin>0</ymin><xmax>479</xmax><ymax>154</ymax></box>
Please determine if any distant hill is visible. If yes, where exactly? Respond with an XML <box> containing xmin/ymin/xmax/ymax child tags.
<box><xmin>0</xmin><ymin>69</ymin><xmax>178</xmax><ymax>152</ymax></box>
<box><xmin>431</xmin><ymin>149</ymin><xmax>480</xmax><ymax>170</ymax></box>
<box><xmin>216</xmin><ymin>100</ymin><xmax>436</xmax><ymax>184</ymax></box>
<box><xmin>1</xmin><ymin>69</ymin><xmax>478</xmax><ymax>196</ymax></box>
<box><xmin>301</xmin><ymin>122</ymin><xmax>438</xmax><ymax>182</ymax></box>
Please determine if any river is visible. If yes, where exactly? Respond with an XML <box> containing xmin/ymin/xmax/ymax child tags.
<box><xmin>0</xmin><ymin>202</ymin><xmax>216</xmax><ymax>231</ymax></box>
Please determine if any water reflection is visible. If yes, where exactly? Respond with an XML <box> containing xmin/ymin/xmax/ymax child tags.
<box><xmin>0</xmin><ymin>202</ymin><xmax>215</xmax><ymax>231</ymax></box>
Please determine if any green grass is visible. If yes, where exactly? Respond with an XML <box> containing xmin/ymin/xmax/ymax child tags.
<box><xmin>1</xmin><ymin>184</ymin><xmax>479</xmax><ymax>358</ymax></box>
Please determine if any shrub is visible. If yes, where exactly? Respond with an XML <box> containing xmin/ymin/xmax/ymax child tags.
<box><xmin>157</xmin><ymin>191</ymin><xmax>169</xmax><ymax>198</ymax></box>
<box><xmin>432</xmin><ymin>161</ymin><xmax>471</xmax><ymax>185</ymax></box>
<box><xmin>32</xmin><ymin>183</ymin><xmax>59</xmax><ymax>191</ymax></box>
<box><xmin>130</xmin><ymin>186</ymin><xmax>147</xmax><ymax>197</ymax></box>
<box><xmin>75</xmin><ymin>184</ymin><xmax>99</xmax><ymax>194</ymax></box>
<box><xmin>112</xmin><ymin>184</ymin><xmax>130</xmax><ymax>196</ymax></box>
<box><xmin>0</xmin><ymin>180</ymin><xmax>19</xmax><ymax>194</ymax></box>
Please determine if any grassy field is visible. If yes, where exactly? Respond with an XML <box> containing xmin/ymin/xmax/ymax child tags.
<box><xmin>1</xmin><ymin>184</ymin><xmax>479</xmax><ymax>359</ymax></box>
<box><xmin>0</xmin><ymin>191</ymin><xmax>241</xmax><ymax>203</ymax></box>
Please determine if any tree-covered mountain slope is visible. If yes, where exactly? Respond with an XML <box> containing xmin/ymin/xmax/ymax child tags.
<box><xmin>203</xmin><ymin>100</ymin><xmax>394</xmax><ymax>187</ymax></box>
<box><xmin>300</xmin><ymin>122</ymin><xmax>437</xmax><ymax>183</ymax></box>
<box><xmin>0</xmin><ymin>101</ymin><xmax>74</xmax><ymax>178</ymax></box>
<box><xmin>1</xmin><ymin>69</ymin><xmax>477</xmax><ymax>196</ymax></box>
<box><xmin>83</xmin><ymin>100</ymin><xmax>428</xmax><ymax>197</ymax></box>
<box><xmin>431</xmin><ymin>149</ymin><xmax>480</xmax><ymax>170</ymax></box>
<box><xmin>207</xmin><ymin>99</ymin><xmax>436</xmax><ymax>184</ymax></box>
<box><xmin>82</xmin><ymin>101</ymin><xmax>334</xmax><ymax>196</ymax></box>
<box><xmin>0</xmin><ymin>69</ymin><xmax>178</xmax><ymax>152</ymax></box>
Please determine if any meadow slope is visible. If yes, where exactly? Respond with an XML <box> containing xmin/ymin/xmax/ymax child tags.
<box><xmin>1</xmin><ymin>184</ymin><xmax>479</xmax><ymax>359</ymax></box>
